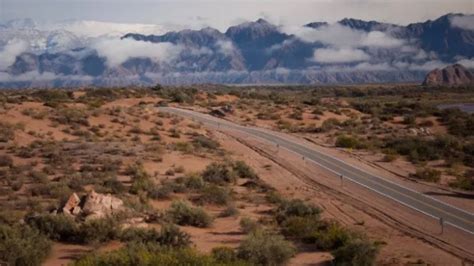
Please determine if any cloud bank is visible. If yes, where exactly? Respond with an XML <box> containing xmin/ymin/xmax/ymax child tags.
<box><xmin>282</xmin><ymin>23</ymin><xmax>405</xmax><ymax>49</ymax></box>
<box><xmin>450</xmin><ymin>15</ymin><xmax>474</xmax><ymax>31</ymax></box>
<box><xmin>91</xmin><ymin>38</ymin><xmax>182</xmax><ymax>67</ymax></box>
<box><xmin>0</xmin><ymin>39</ymin><xmax>29</xmax><ymax>70</ymax></box>
<box><xmin>313</xmin><ymin>47</ymin><xmax>370</xmax><ymax>63</ymax></box>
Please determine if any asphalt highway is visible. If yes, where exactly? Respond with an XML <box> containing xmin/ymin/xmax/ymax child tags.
<box><xmin>159</xmin><ymin>107</ymin><xmax>474</xmax><ymax>234</ymax></box>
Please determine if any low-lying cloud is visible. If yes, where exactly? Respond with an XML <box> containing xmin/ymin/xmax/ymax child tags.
<box><xmin>0</xmin><ymin>39</ymin><xmax>29</xmax><ymax>70</ymax></box>
<box><xmin>91</xmin><ymin>38</ymin><xmax>182</xmax><ymax>67</ymax></box>
<box><xmin>282</xmin><ymin>23</ymin><xmax>405</xmax><ymax>49</ymax></box>
<box><xmin>313</xmin><ymin>47</ymin><xmax>370</xmax><ymax>63</ymax></box>
<box><xmin>450</xmin><ymin>15</ymin><xmax>474</xmax><ymax>31</ymax></box>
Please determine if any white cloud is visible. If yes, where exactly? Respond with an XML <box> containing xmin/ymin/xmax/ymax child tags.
<box><xmin>0</xmin><ymin>39</ymin><xmax>29</xmax><ymax>70</ymax></box>
<box><xmin>215</xmin><ymin>40</ymin><xmax>235</xmax><ymax>55</ymax></box>
<box><xmin>0</xmin><ymin>71</ymin><xmax>93</xmax><ymax>82</ymax></box>
<box><xmin>282</xmin><ymin>23</ymin><xmax>404</xmax><ymax>48</ymax></box>
<box><xmin>450</xmin><ymin>15</ymin><xmax>474</xmax><ymax>31</ymax></box>
<box><xmin>457</xmin><ymin>58</ymin><xmax>474</xmax><ymax>68</ymax></box>
<box><xmin>353</xmin><ymin>62</ymin><xmax>394</xmax><ymax>71</ymax></box>
<box><xmin>361</xmin><ymin>31</ymin><xmax>404</xmax><ymax>48</ymax></box>
<box><xmin>91</xmin><ymin>38</ymin><xmax>182</xmax><ymax>67</ymax></box>
<box><xmin>312</xmin><ymin>47</ymin><xmax>370</xmax><ymax>63</ymax></box>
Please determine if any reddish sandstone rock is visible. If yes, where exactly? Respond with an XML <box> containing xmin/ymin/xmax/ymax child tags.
<box><xmin>422</xmin><ymin>64</ymin><xmax>474</xmax><ymax>87</ymax></box>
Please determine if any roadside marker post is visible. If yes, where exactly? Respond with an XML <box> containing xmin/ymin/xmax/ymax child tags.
<box><xmin>340</xmin><ymin>174</ymin><xmax>344</xmax><ymax>187</ymax></box>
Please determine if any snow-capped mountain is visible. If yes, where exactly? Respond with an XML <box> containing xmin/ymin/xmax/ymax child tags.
<box><xmin>0</xmin><ymin>14</ymin><xmax>473</xmax><ymax>88</ymax></box>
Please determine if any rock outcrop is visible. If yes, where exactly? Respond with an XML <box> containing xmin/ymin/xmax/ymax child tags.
<box><xmin>60</xmin><ymin>190</ymin><xmax>124</xmax><ymax>220</ymax></box>
<box><xmin>422</xmin><ymin>64</ymin><xmax>474</xmax><ymax>87</ymax></box>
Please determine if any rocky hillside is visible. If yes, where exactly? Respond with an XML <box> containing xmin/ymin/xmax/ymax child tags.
<box><xmin>422</xmin><ymin>64</ymin><xmax>474</xmax><ymax>86</ymax></box>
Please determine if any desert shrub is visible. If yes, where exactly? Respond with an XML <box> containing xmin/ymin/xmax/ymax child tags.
<box><xmin>0</xmin><ymin>224</ymin><xmax>52</xmax><ymax>266</ymax></box>
<box><xmin>156</xmin><ymin>224</ymin><xmax>192</xmax><ymax>247</ymax></box>
<box><xmin>219</xmin><ymin>205</ymin><xmax>239</xmax><ymax>217</ymax></box>
<box><xmin>78</xmin><ymin>217</ymin><xmax>121</xmax><ymax>244</ymax></box>
<box><xmin>233</xmin><ymin>161</ymin><xmax>258</xmax><ymax>179</ymax></box>
<box><xmin>27</xmin><ymin>213</ymin><xmax>79</xmax><ymax>242</ymax></box>
<box><xmin>202</xmin><ymin>162</ymin><xmax>236</xmax><ymax>185</ymax></box>
<box><xmin>331</xmin><ymin>239</ymin><xmax>378</xmax><ymax>266</ymax></box>
<box><xmin>167</xmin><ymin>201</ymin><xmax>213</xmax><ymax>228</ymax></box>
<box><xmin>0</xmin><ymin>154</ymin><xmax>13</xmax><ymax>167</ymax></box>
<box><xmin>410</xmin><ymin>168</ymin><xmax>441</xmax><ymax>183</ymax></box>
<box><xmin>265</xmin><ymin>191</ymin><xmax>284</xmax><ymax>204</ymax></box>
<box><xmin>29</xmin><ymin>170</ymin><xmax>49</xmax><ymax>183</ymax></box>
<box><xmin>178</xmin><ymin>174</ymin><xmax>205</xmax><ymax>190</ymax></box>
<box><xmin>0</xmin><ymin>122</ymin><xmax>16</xmax><ymax>142</ymax></box>
<box><xmin>73</xmin><ymin>243</ymin><xmax>243</xmax><ymax>266</ymax></box>
<box><xmin>237</xmin><ymin>230</ymin><xmax>295</xmax><ymax>266</ymax></box>
<box><xmin>194</xmin><ymin>184</ymin><xmax>232</xmax><ymax>206</ymax></box>
<box><xmin>192</xmin><ymin>135</ymin><xmax>220</xmax><ymax>150</ymax></box>
<box><xmin>32</xmin><ymin>89</ymin><xmax>73</xmax><ymax>107</ymax></box>
<box><xmin>120</xmin><ymin>224</ymin><xmax>191</xmax><ymax>248</ymax></box>
<box><xmin>103</xmin><ymin>177</ymin><xmax>126</xmax><ymax>194</ymax></box>
<box><xmin>335</xmin><ymin>135</ymin><xmax>365</xmax><ymax>149</ymax></box>
<box><xmin>148</xmin><ymin>184</ymin><xmax>173</xmax><ymax>199</ymax></box>
<box><xmin>275</xmin><ymin>199</ymin><xmax>321</xmax><ymax>223</ymax></box>
<box><xmin>402</xmin><ymin>115</ymin><xmax>416</xmax><ymax>126</ymax></box>
<box><xmin>212</xmin><ymin>246</ymin><xmax>239</xmax><ymax>263</ymax></box>
<box><xmin>239</xmin><ymin>217</ymin><xmax>259</xmax><ymax>233</ymax></box>
<box><xmin>449</xmin><ymin>173</ymin><xmax>474</xmax><ymax>191</ymax></box>
<box><xmin>305</xmin><ymin>221</ymin><xmax>352</xmax><ymax>250</ymax></box>
<box><xmin>320</xmin><ymin>118</ymin><xmax>340</xmax><ymax>132</ymax></box>
<box><xmin>169</xmin><ymin>128</ymin><xmax>181</xmax><ymax>138</ymax></box>
<box><xmin>382</xmin><ymin>136</ymin><xmax>466</xmax><ymax>164</ymax></box>
<box><xmin>54</xmin><ymin>107</ymin><xmax>90</xmax><ymax>126</ymax></box>
<box><xmin>281</xmin><ymin>216</ymin><xmax>321</xmax><ymax>239</ymax></box>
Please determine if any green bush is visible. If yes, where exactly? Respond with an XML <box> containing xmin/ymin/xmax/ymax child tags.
<box><xmin>202</xmin><ymin>162</ymin><xmax>236</xmax><ymax>185</ymax></box>
<box><xmin>237</xmin><ymin>230</ymin><xmax>295</xmax><ymax>266</ymax></box>
<box><xmin>179</xmin><ymin>174</ymin><xmax>205</xmax><ymax>190</ymax></box>
<box><xmin>192</xmin><ymin>135</ymin><xmax>220</xmax><ymax>150</ymax></box>
<box><xmin>167</xmin><ymin>201</ymin><xmax>213</xmax><ymax>228</ymax></box>
<box><xmin>335</xmin><ymin>135</ymin><xmax>365</xmax><ymax>149</ymax></box>
<box><xmin>239</xmin><ymin>217</ymin><xmax>259</xmax><ymax>233</ymax></box>
<box><xmin>0</xmin><ymin>224</ymin><xmax>52</xmax><ymax>266</ymax></box>
<box><xmin>73</xmin><ymin>243</ymin><xmax>236</xmax><ymax>266</ymax></box>
<box><xmin>233</xmin><ymin>161</ymin><xmax>258</xmax><ymax>179</ymax></box>
<box><xmin>275</xmin><ymin>199</ymin><xmax>321</xmax><ymax>223</ymax></box>
<box><xmin>331</xmin><ymin>239</ymin><xmax>378</xmax><ymax>266</ymax></box>
<box><xmin>27</xmin><ymin>214</ymin><xmax>79</xmax><ymax>242</ymax></box>
<box><xmin>194</xmin><ymin>184</ymin><xmax>232</xmax><ymax>206</ymax></box>
<box><xmin>78</xmin><ymin>217</ymin><xmax>121</xmax><ymax>244</ymax></box>
<box><xmin>211</xmin><ymin>246</ymin><xmax>238</xmax><ymax>263</ymax></box>
<box><xmin>219</xmin><ymin>205</ymin><xmax>239</xmax><ymax>217</ymax></box>
<box><xmin>120</xmin><ymin>224</ymin><xmax>191</xmax><ymax>248</ymax></box>
<box><xmin>410</xmin><ymin>168</ymin><xmax>441</xmax><ymax>183</ymax></box>
<box><xmin>281</xmin><ymin>216</ymin><xmax>321</xmax><ymax>239</ymax></box>
<box><xmin>305</xmin><ymin>221</ymin><xmax>352</xmax><ymax>250</ymax></box>
<box><xmin>449</xmin><ymin>173</ymin><xmax>474</xmax><ymax>191</ymax></box>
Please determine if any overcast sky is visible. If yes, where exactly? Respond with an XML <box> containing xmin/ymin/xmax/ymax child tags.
<box><xmin>1</xmin><ymin>0</ymin><xmax>473</xmax><ymax>30</ymax></box>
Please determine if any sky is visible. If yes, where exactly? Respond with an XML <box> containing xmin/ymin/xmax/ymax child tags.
<box><xmin>1</xmin><ymin>0</ymin><xmax>473</xmax><ymax>30</ymax></box>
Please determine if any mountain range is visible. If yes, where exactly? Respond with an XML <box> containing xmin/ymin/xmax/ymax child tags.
<box><xmin>0</xmin><ymin>13</ymin><xmax>473</xmax><ymax>88</ymax></box>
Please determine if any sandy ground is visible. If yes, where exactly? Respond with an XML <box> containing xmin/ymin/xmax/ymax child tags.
<box><xmin>213</xmin><ymin>129</ymin><xmax>472</xmax><ymax>265</ymax></box>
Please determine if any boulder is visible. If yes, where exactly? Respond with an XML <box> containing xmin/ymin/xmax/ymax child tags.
<box><xmin>82</xmin><ymin>190</ymin><xmax>124</xmax><ymax>219</ymax></box>
<box><xmin>62</xmin><ymin>193</ymin><xmax>81</xmax><ymax>216</ymax></box>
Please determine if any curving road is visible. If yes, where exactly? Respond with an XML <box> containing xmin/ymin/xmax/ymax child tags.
<box><xmin>159</xmin><ymin>107</ymin><xmax>474</xmax><ymax>234</ymax></box>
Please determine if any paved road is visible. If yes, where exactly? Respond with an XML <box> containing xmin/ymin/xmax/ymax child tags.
<box><xmin>160</xmin><ymin>107</ymin><xmax>474</xmax><ymax>234</ymax></box>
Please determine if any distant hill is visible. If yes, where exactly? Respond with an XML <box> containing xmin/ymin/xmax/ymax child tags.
<box><xmin>422</xmin><ymin>64</ymin><xmax>474</xmax><ymax>86</ymax></box>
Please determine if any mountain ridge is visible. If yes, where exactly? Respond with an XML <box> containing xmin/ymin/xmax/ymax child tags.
<box><xmin>1</xmin><ymin>13</ymin><xmax>473</xmax><ymax>88</ymax></box>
